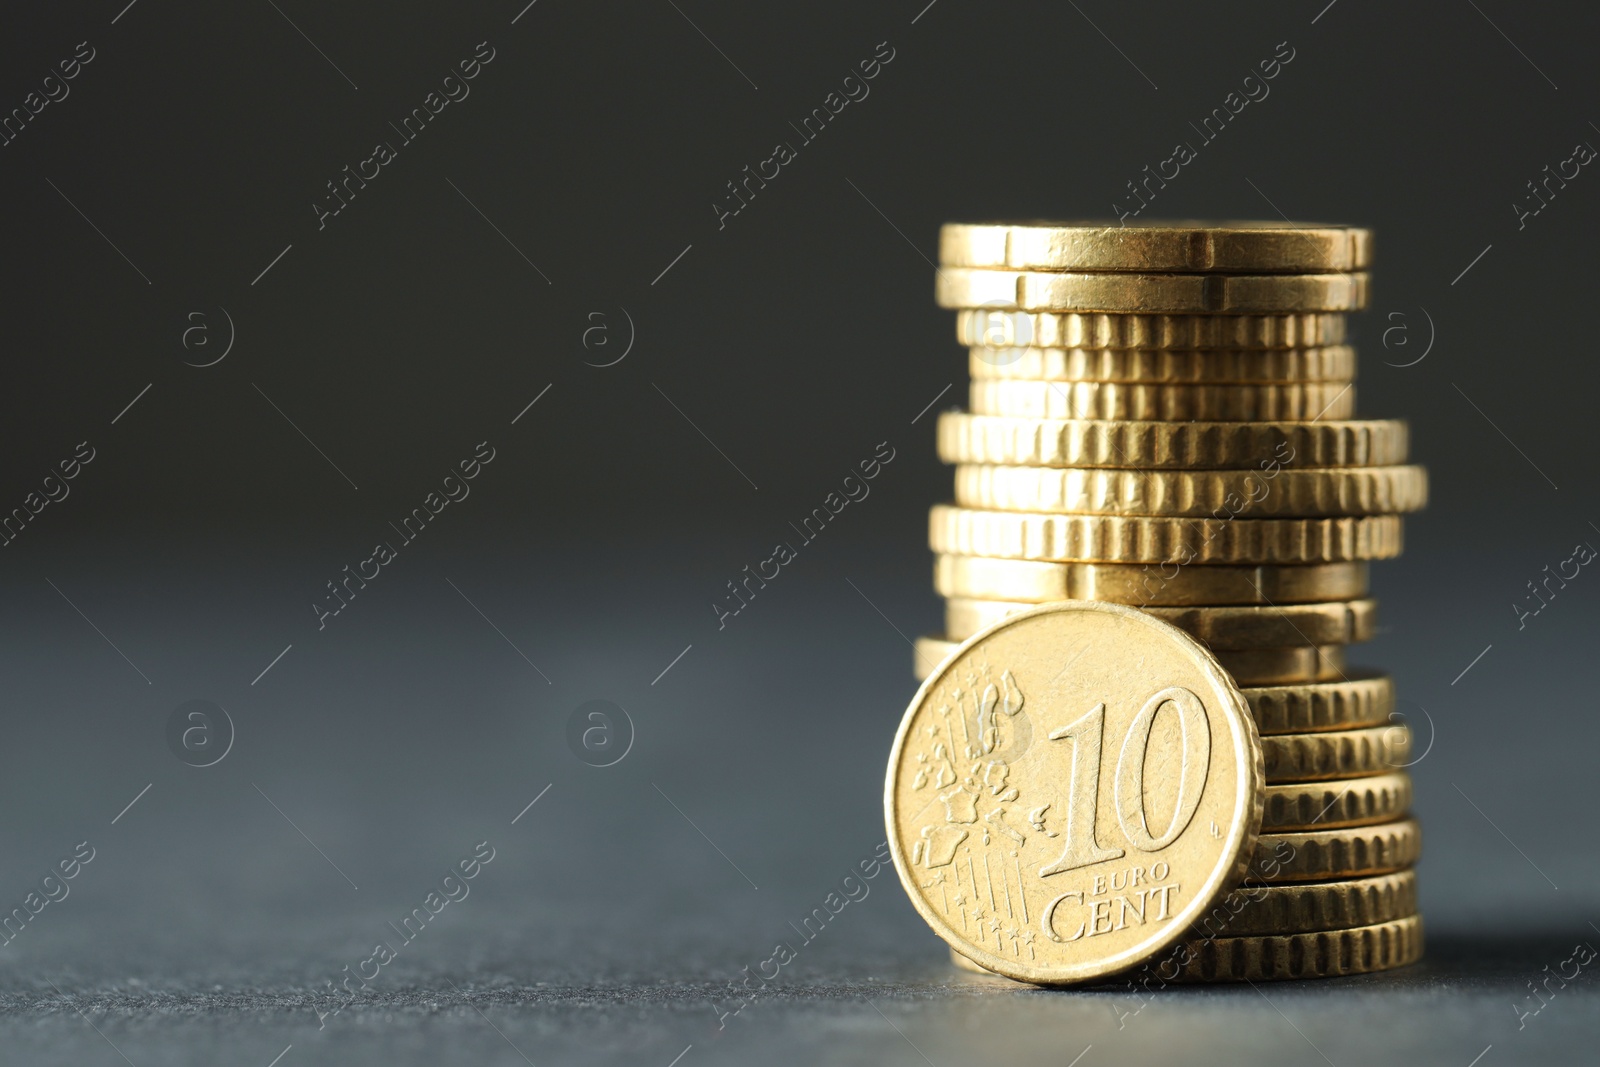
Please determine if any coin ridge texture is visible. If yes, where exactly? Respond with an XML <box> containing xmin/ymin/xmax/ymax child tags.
<box><xmin>1260</xmin><ymin>773</ymin><xmax>1413</xmax><ymax>830</ymax></box>
<box><xmin>912</xmin><ymin>636</ymin><xmax>1350</xmax><ymax>687</ymax></box>
<box><xmin>936</xmin><ymin>414</ymin><xmax>1408</xmax><ymax>469</ymax></box>
<box><xmin>953</xmin><ymin>464</ymin><xmax>1429</xmax><ymax>517</ymax></box>
<box><xmin>937</xmin><ymin>268</ymin><xmax>1370</xmax><ymax>313</ymax></box>
<box><xmin>955</xmin><ymin>309</ymin><xmax>1348</xmax><ymax>349</ymax></box>
<box><xmin>1242</xmin><ymin>674</ymin><xmax>1396</xmax><ymax>734</ymax></box>
<box><xmin>939</xmin><ymin>222</ymin><xmax>1372</xmax><ymax>273</ymax></box>
<box><xmin>886</xmin><ymin>601</ymin><xmax>1264</xmax><ymax>985</ymax></box>
<box><xmin>967</xmin><ymin>380</ymin><xmax>1357</xmax><ymax>422</ymax></box>
<box><xmin>1260</xmin><ymin>725</ymin><xmax>1411</xmax><ymax>782</ymax></box>
<box><xmin>1250</xmin><ymin>818</ymin><xmax>1421</xmax><ymax>882</ymax></box>
<box><xmin>929</xmin><ymin>507</ymin><xmax>1405</xmax><ymax>563</ymax></box>
<box><xmin>968</xmin><ymin>345</ymin><xmax>1359</xmax><ymax>383</ymax></box>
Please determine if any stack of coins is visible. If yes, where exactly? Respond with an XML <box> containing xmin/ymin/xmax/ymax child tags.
<box><xmin>910</xmin><ymin>222</ymin><xmax>1427</xmax><ymax>981</ymax></box>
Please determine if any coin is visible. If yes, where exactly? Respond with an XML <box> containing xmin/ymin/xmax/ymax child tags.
<box><xmin>945</xmin><ymin>597</ymin><xmax>1377</xmax><ymax>647</ymax></box>
<box><xmin>1250</xmin><ymin>818</ymin><xmax>1420</xmax><ymax>882</ymax></box>
<box><xmin>956</xmin><ymin>309</ymin><xmax>1348</xmax><ymax>349</ymax></box>
<box><xmin>969</xmin><ymin>345</ymin><xmax>1357</xmax><ymax>383</ymax></box>
<box><xmin>1261</xmin><ymin>725</ymin><xmax>1411</xmax><ymax>782</ymax></box>
<box><xmin>886</xmin><ymin>600</ymin><xmax>1263</xmax><ymax>985</ymax></box>
<box><xmin>968</xmin><ymin>380</ymin><xmax>1356</xmax><ymax>421</ymax></box>
<box><xmin>937</xmin><ymin>268</ymin><xmax>1370</xmax><ymax>313</ymax></box>
<box><xmin>939</xmin><ymin>222</ymin><xmax>1372</xmax><ymax>273</ymax></box>
<box><xmin>953</xmin><ymin>464</ymin><xmax>1429</xmax><ymax>517</ymax></box>
<box><xmin>1157</xmin><ymin>915</ymin><xmax>1423</xmax><ymax>982</ymax></box>
<box><xmin>1215</xmin><ymin>645</ymin><xmax>1348</xmax><ymax>686</ymax></box>
<box><xmin>937</xmin><ymin>414</ymin><xmax>1408</xmax><ymax>469</ymax></box>
<box><xmin>1203</xmin><ymin>870</ymin><xmax>1416</xmax><ymax>936</ymax></box>
<box><xmin>1261</xmin><ymin>773</ymin><xmax>1413</xmax><ymax>830</ymax></box>
<box><xmin>934</xmin><ymin>555</ymin><xmax>1369</xmax><ymax>606</ymax></box>
<box><xmin>930</xmin><ymin>506</ymin><xmax>1405</xmax><ymax>564</ymax></box>
<box><xmin>1243</xmin><ymin>674</ymin><xmax>1396</xmax><ymax>735</ymax></box>
<box><xmin>913</xmin><ymin>635</ymin><xmax>1348</xmax><ymax>687</ymax></box>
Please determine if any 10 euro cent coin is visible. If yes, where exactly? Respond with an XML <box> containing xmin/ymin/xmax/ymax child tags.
<box><xmin>885</xmin><ymin>600</ymin><xmax>1264</xmax><ymax>985</ymax></box>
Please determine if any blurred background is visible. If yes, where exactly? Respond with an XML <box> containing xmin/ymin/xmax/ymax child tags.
<box><xmin>1</xmin><ymin>0</ymin><xmax>1596</xmax><ymax>1063</ymax></box>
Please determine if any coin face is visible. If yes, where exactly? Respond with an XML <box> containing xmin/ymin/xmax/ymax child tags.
<box><xmin>885</xmin><ymin>600</ymin><xmax>1263</xmax><ymax>985</ymax></box>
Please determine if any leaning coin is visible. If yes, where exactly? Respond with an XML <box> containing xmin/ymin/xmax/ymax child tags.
<box><xmin>887</xmin><ymin>601</ymin><xmax>1264</xmax><ymax>985</ymax></box>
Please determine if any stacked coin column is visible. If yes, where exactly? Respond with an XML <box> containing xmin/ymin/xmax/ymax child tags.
<box><xmin>913</xmin><ymin>223</ymin><xmax>1428</xmax><ymax>981</ymax></box>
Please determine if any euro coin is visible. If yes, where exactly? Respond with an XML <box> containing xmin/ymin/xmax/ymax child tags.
<box><xmin>968</xmin><ymin>380</ymin><xmax>1355</xmax><ymax>421</ymax></box>
<box><xmin>913</xmin><ymin>635</ymin><xmax>1349</xmax><ymax>686</ymax></box>
<box><xmin>1260</xmin><ymin>772</ymin><xmax>1413</xmax><ymax>830</ymax></box>
<box><xmin>953</xmin><ymin>464</ymin><xmax>1429</xmax><ymax>517</ymax></box>
<box><xmin>1260</xmin><ymin>725</ymin><xmax>1411</xmax><ymax>782</ymax></box>
<box><xmin>945</xmin><ymin>597</ymin><xmax>1377</xmax><ymax>647</ymax></box>
<box><xmin>936</xmin><ymin>414</ymin><xmax>1408</xmax><ymax>469</ymax></box>
<box><xmin>1242</xmin><ymin>674</ymin><xmax>1396</xmax><ymax>735</ymax></box>
<box><xmin>934</xmin><ymin>555</ymin><xmax>1369</xmax><ymax>606</ymax></box>
<box><xmin>928</xmin><ymin>506</ymin><xmax>1405</xmax><ymax>563</ymax></box>
<box><xmin>937</xmin><ymin>267</ymin><xmax>1370</xmax><ymax>313</ymax></box>
<box><xmin>968</xmin><ymin>345</ymin><xmax>1357</xmax><ymax>383</ymax></box>
<box><xmin>1250</xmin><ymin>818</ymin><xmax>1421</xmax><ymax>882</ymax></box>
<box><xmin>886</xmin><ymin>600</ymin><xmax>1263</xmax><ymax>985</ymax></box>
<box><xmin>955</xmin><ymin>309</ymin><xmax>1348</xmax><ymax>350</ymax></box>
<box><xmin>939</xmin><ymin>222</ymin><xmax>1372</xmax><ymax>273</ymax></box>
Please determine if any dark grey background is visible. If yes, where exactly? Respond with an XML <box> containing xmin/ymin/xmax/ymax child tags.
<box><xmin>1</xmin><ymin>0</ymin><xmax>1597</xmax><ymax>1063</ymax></box>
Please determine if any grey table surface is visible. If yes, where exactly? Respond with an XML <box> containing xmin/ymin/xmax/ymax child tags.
<box><xmin>0</xmin><ymin>533</ymin><xmax>1594</xmax><ymax>1067</ymax></box>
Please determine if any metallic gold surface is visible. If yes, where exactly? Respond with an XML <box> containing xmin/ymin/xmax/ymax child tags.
<box><xmin>1250</xmin><ymin>818</ymin><xmax>1421</xmax><ymax>882</ymax></box>
<box><xmin>940</xmin><ymin>222</ymin><xmax>1372</xmax><ymax>273</ymax></box>
<box><xmin>936</xmin><ymin>414</ymin><xmax>1407</xmax><ymax>469</ymax></box>
<box><xmin>1260</xmin><ymin>773</ymin><xmax>1413</xmax><ymax>830</ymax></box>
<box><xmin>1206</xmin><ymin>871</ymin><xmax>1417</xmax><ymax>935</ymax></box>
<box><xmin>1242</xmin><ymin>674</ymin><xmax>1396</xmax><ymax>735</ymax></box>
<box><xmin>968</xmin><ymin>379</ymin><xmax>1356</xmax><ymax>421</ymax></box>
<box><xmin>968</xmin><ymin>345</ymin><xmax>1357</xmax><ymax>383</ymax></box>
<box><xmin>913</xmin><ymin>635</ymin><xmax>1349</xmax><ymax>687</ymax></box>
<box><xmin>934</xmin><ymin>555</ymin><xmax>1369</xmax><ymax>606</ymax></box>
<box><xmin>886</xmin><ymin>601</ymin><xmax>1263</xmax><ymax>985</ymax></box>
<box><xmin>937</xmin><ymin>267</ymin><xmax>1370</xmax><ymax>313</ymax></box>
<box><xmin>928</xmin><ymin>506</ymin><xmax>1405</xmax><ymax>563</ymax></box>
<box><xmin>944</xmin><ymin>596</ymin><xmax>1377</xmax><ymax>647</ymax></box>
<box><xmin>955</xmin><ymin>309</ymin><xmax>1348</xmax><ymax>350</ymax></box>
<box><xmin>1261</xmin><ymin>725</ymin><xmax>1411</xmax><ymax>783</ymax></box>
<box><xmin>953</xmin><ymin>464</ymin><xmax>1429</xmax><ymax>516</ymax></box>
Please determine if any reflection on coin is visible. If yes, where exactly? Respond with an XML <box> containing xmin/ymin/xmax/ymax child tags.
<box><xmin>886</xmin><ymin>600</ymin><xmax>1263</xmax><ymax>985</ymax></box>
<box><xmin>939</xmin><ymin>222</ymin><xmax>1372</xmax><ymax>273</ymax></box>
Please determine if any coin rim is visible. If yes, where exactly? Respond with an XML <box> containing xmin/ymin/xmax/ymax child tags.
<box><xmin>885</xmin><ymin>598</ymin><xmax>1264</xmax><ymax>985</ymax></box>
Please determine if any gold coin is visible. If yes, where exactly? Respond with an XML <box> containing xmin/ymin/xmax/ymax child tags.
<box><xmin>1243</xmin><ymin>674</ymin><xmax>1396</xmax><ymax>734</ymax></box>
<box><xmin>937</xmin><ymin>414</ymin><xmax>1408</xmax><ymax>469</ymax></box>
<box><xmin>954</xmin><ymin>464</ymin><xmax>1429</xmax><ymax>517</ymax></box>
<box><xmin>968</xmin><ymin>380</ymin><xmax>1356</xmax><ymax>421</ymax></box>
<box><xmin>1262</xmin><ymin>725</ymin><xmax>1410</xmax><ymax>782</ymax></box>
<box><xmin>956</xmin><ymin>309</ymin><xmax>1348</xmax><ymax>350</ymax></box>
<box><xmin>934</xmin><ymin>555</ymin><xmax>1368</xmax><ymax>606</ymax></box>
<box><xmin>953</xmin><ymin>912</ymin><xmax>1422</xmax><ymax>981</ymax></box>
<box><xmin>887</xmin><ymin>601</ymin><xmax>1263</xmax><ymax>985</ymax></box>
<box><xmin>1261</xmin><ymin>773</ymin><xmax>1413</xmax><ymax>831</ymax></box>
<box><xmin>1251</xmin><ymin>818</ymin><xmax>1420</xmax><ymax>882</ymax></box>
<box><xmin>1159</xmin><ymin>915</ymin><xmax>1423</xmax><ymax>982</ymax></box>
<box><xmin>929</xmin><ymin>506</ymin><xmax>1405</xmax><ymax>563</ymax></box>
<box><xmin>914</xmin><ymin>636</ymin><xmax>1347</xmax><ymax>688</ymax></box>
<box><xmin>969</xmin><ymin>345</ymin><xmax>1357</xmax><ymax>383</ymax></box>
<box><xmin>939</xmin><ymin>222</ymin><xmax>1372</xmax><ymax>273</ymax></box>
<box><xmin>937</xmin><ymin>268</ymin><xmax>1370</xmax><ymax>313</ymax></box>
<box><xmin>1216</xmin><ymin>645</ymin><xmax>1348</xmax><ymax>686</ymax></box>
<box><xmin>945</xmin><ymin>597</ymin><xmax>1377</xmax><ymax>647</ymax></box>
<box><xmin>1203</xmin><ymin>871</ymin><xmax>1416</xmax><ymax>936</ymax></box>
